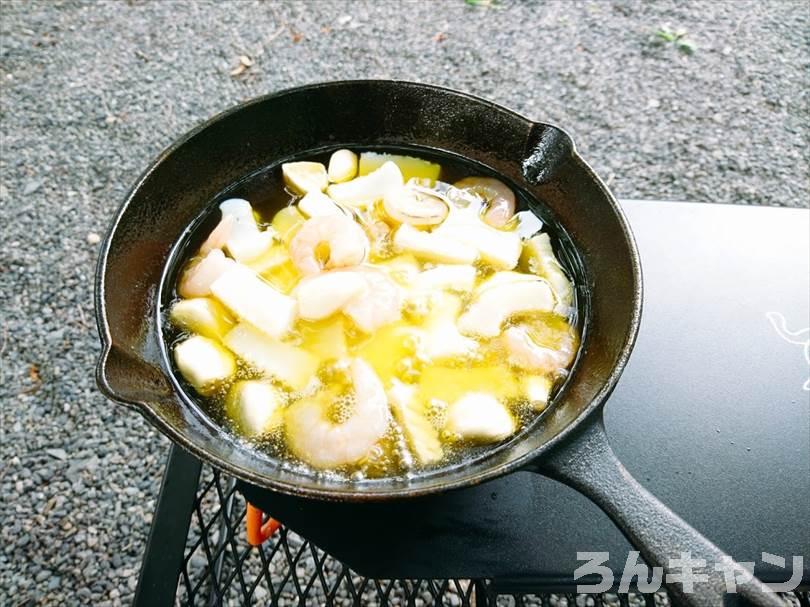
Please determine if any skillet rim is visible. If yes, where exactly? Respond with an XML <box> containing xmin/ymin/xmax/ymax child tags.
<box><xmin>95</xmin><ymin>79</ymin><xmax>643</xmax><ymax>501</ymax></box>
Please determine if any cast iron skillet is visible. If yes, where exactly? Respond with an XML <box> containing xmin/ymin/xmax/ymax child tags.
<box><xmin>95</xmin><ymin>80</ymin><xmax>778</xmax><ymax>606</ymax></box>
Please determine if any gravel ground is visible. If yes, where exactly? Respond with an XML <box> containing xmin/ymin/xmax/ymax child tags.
<box><xmin>0</xmin><ymin>0</ymin><xmax>808</xmax><ymax>605</ymax></box>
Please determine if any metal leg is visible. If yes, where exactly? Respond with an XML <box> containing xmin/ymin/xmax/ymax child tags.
<box><xmin>134</xmin><ymin>444</ymin><xmax>202</xmax><ymax>607</ymax></box>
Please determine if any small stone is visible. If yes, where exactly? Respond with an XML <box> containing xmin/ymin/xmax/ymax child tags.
<box><xmin>22</xmin><ymin>179</ymin><xmax>42</xmax><ymax>195</ymax></box>
<box><xmin>86</xmin><ymin>232</ymin><xmax>101</xmax><ymax>245</ymax></box>
<box><xmin>45</xmin><ymin>448</ymin><xmax>68</xmax><ymax>461</ymax></box>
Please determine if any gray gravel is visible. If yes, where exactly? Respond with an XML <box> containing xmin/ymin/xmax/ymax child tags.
<box><xmin>0</xmin><ymin>0</ymin><xmax>808</xmax><ymax>604</ymax></box>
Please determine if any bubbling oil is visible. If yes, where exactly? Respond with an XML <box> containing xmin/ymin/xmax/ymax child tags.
<box><xmin>164</xmin><ymin>147</ymin><xmax>584</xmax><ymax>481</ymax></box>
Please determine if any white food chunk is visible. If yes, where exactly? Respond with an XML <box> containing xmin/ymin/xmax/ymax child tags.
<box><xmin>522</xmin><ymin>232</ymin><xmax>573</xmax><ymax>314</ymax></box>
<box><xmin>282</xmin><ymin>161</ymin><xmax>329</xmax><ymax>194</ymax></box>
<box><xmin>226</xmin><ymin>380</ymin><xmax>284</xmax><ymax>436</ymax></box>
<box><xmin>435</xmin><ymin>211</ymin><xmax>521</xmax><ymax>270</ymax></box>
<box><xmin>327</xmin><ymin>161</ymin><xmax>403</xmax><ymax>207</ymax></box>
<box><xmin>294</xmin><ymin>271</ymin><xmax>368</xmax><ymax>321</ymax></box>
<box><xmin>523</xmin><ymin>375</ymin><xmax>553</xmax><ymax>410</ymax></box>
<box><xmin>169</xmin><ymin>297</ymin><xmax>233</xmax><ymax>340</ymax></box>
<box><xmin>393</xmin><ymin>223</ymin><xmax>477</xmax><ymax>265</ymax></box>
<box><xmin>417</xmin><ymin>293</ymin><xmax>478</xmax><ymax>361</ymax></box>
<box><xmin>327</xmin><ymin>149</ymin><xmax>358</xmax><ymax>183</ymax></box>
<box><xmin>178</xmin><ymin>249</ymin><xmax>235</xmax><ymax>299</ymax></box>
<box><xmin>297</xmin><ymin>191</ymin><xmax>345</xmax><ymax>218</ymax></box>
<box><xmin>210</xmin><ymin>264</ymin><xmax>297</xmax><ymax>339</ymax></box>
<box><xmin>444</xmin><ymin>393</ymin><xmax>515</xmax><ymax>442</ymax></box>
<box><xmin>458</xmin><ymin>276</ymin><xmax>556</xmax><ymax>338</ymax></box>
<box><xmin>223</xmin><ymin>323</ymin><xmax>318</xmax><ymax>391</ymax></box>
<box><xmin>174</xmin><ymin>336</ymin><xmax>235</xmax><ymax>394</ymax></box>
<box><xmin>219</xmin><ymin>198</ymin><xmax>275</xmax><ymax>262</ymax></box>
<box><xmin>342</xmin><ymin>270</ymin><xmax>402</xmax><ymax>333</ymax></box>
<box><xmin>411</xmin><ymin>264</ymin><xmax>476</xmax><ymax>293</ymax></box>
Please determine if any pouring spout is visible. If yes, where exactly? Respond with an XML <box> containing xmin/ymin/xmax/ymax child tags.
<box><xmin>522</xmin><ymin>123</ymin><xmax>575</xmax><ymax>185</ymax></box>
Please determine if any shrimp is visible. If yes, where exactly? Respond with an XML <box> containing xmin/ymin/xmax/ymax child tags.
<box><xmin>289</xmin><ymin>214</ymin><xmax>369</xmax><ymax>275</ymax></box>
<box><xmin>343</xmin><ymin>269</ymin><xmax>402</xmax><ymax>332</ymax></box>
<box><xmin>293</xmin><ymin>268</ymin><xmax>401</xmax><ymax>330</ymax></box>
<box><xmin>178</xmin><ymin>249</ymin><xmax>234</xmax><ymax>298</ymax></box>
<box><xmin>285</xmin><ymin>358</ymin><xmax>390</xmax><ymax>469</ymax></box>
<box><xmin>500</xmin><ymin>325</ymin><xmax>576</xmax><ymax>377</ymax></box>
<box><xmin>454</xmin><ymin>177</ymin><xmax>516</xmax><ymax>228</ymax></box>
<box><xmin>199</xmin><ymin>214</ymin><xmax>234</xmax><ymax>255</ymax></box>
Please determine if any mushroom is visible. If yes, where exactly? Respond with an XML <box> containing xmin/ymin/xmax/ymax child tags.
<box><xmin>457</xmin><ymin>273</ymin><xmax>557</xmax><ymax>338</ymax></box>
<box><xmin>382</xmin><ymin>183</ymin><xmax>449</xmax><ymax>226</ymax></box>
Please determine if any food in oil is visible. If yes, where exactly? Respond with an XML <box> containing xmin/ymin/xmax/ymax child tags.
<box><xmin>167</xmin><ymin>149</ymin><xmax>580</xmax><ymax>479</ymax></box>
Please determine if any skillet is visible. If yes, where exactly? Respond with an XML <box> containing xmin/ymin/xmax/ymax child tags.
<box><xmin>95</xmin><ymin>80</ymin><xmax>780</xmax><ymax>606</ymax></box>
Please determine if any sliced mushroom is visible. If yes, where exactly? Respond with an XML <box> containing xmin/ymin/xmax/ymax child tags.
<box><xmin>457</xmin><ymin>274</ymin><xmax>556</xmax><ymax>337</ymax></box>
<box><xmin>382</xmin><ymin>183</ymin><xmax>449</xmax><ymax>226</ymax></box>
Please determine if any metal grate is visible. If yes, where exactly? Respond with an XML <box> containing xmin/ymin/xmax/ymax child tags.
<box><xmin>169</xmin><ymin>464</ymin><xmax>805</xmax><ymax>606</ymax></box>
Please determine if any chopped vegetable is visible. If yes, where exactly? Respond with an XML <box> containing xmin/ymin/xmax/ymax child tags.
<box><xmin>327</xmin><ymin>161</ymin><xmax>403</xmax><ymax>207</ymax></box>
<box><xmin>435</xmin><ymin>210</ymin><xmax>521</xmax><ymax>269</ymax></box>
<box><xmin>410</xmin><ymin>264</ymin><xmax>476</xmax><ymax>293</ymax></box>
<box><xmin>282</xmin><ymin>161</ymin><xmax>328</xmax><ymax>194</ymax></box>
<box><xmin>444</xmin><ymin>393</ymin><xmax>515</xmax><ymax>442</ymax></box>
<box><xmin>270</xmin><ymin>205</ymin><xmax>307</xmax><ymax>243</ymax></box>
<box><xmin>170</xmin><ymin>149</ymin><xmax>581</xmax><ymax>478</ymax></box>
<box><xmin>226</xmin><ymin>380</ymin><xmax>285</xmax><ymax>436</ymax></box>
<box><xmin>297</xmin><ymin>191</ymin><xmax>345</xmax><ymax>217</ymax></box>
<box><xmin>416</xmin><ymin>293</ymin><xmax>478</xmax><ymax>361</ymax></box>
<box><xmin>223</xmin><ymin>323</ymin><xmax>318</xmax><ymax>391</ymax></box>
<box><xmin>388</xmin><ymin>380</ymin><xmax>443</xmax><ymax>464</ymax></box>
<box><xmin>520</xmin><ymin>233</ymin><xmax>573</xmax><ymax>313</ymax></box>
<box><xmin>210</xmin><ymin>264</ymin><xmax>297</xmax><ymax>339</ymax></box>
<box><xmin>174</xmin><ymin>335</ymin><xmax>235</xmax><ymax>394</ymax></box>
<box><xmin>359</xmin><ymin>152</ymin><xmax>441</xmax><ymax>184</ymax></box>
<box><xmin>523</xmin><ymin>375</ymin><xmax>553</xmax><ymax>410</ymax></box>
<box><xmin>294</xmin><ymin>271</ymin><xmax>367</xmax><ymax>321</ymax></box>
<box><xmin>169</xmin><ymin>297</ymin><xmax>234</xmax><ymax>340</ymax></box>
<box><xmin>218</xmin><ymin>199</ymin><xmax>276</xmax><ymax>262</ymax></box>
<box><xmin>393</xmin><ymin>223</ymin><xmax>477</xmax><ymax>264</ymax></box>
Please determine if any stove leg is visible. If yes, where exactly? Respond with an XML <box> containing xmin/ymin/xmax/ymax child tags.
<box><xmin>134</xmin><ymin>444</ymin><xmax>201</xmax><ymax>607</ymax></box>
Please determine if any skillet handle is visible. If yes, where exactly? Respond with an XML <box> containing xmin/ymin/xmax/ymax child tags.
<box><xmin>530</xmin><ymin>417</ymin><xmax>783</xmax><ymax>606</ymax></box>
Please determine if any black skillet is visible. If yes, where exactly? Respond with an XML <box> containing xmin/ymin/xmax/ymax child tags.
<box><xmin>95</xmin><ymin>81</ymin><xmax>780</xmax><ymax>606</ymax></box>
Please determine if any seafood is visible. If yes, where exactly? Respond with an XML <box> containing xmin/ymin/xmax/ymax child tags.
<box><xmin>178</xmin><ymin>249</ymin><xmax>235</xmax><ymax>299</ymax></box>
<box><xmin>289</xmin><ymin>214</ymin><xmax>369</xmax><ymax>275</ymax></box>
<box><xmin>501</xmin><ymin>325</ymin><xmax>577</xmax><ymax>376</ymax></box>
<box><xmin>169</xmin><ymin>152</ymin><xmax>580</xmax><ymax>477</ymax></box>
<box><xmin>454</xmin><ymin>176</ymin><xmax>516</xmax><ymax>228</ymax></box>
<box><xmin>286</xmin><ymin>359</ymin><xmax>390</xmax><ymax>469</ymax></box>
